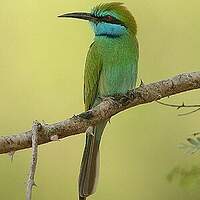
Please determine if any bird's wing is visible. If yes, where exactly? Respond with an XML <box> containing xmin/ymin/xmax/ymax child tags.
<box><xmin>84</xmin><ymin>42</ymin><xmax>102</xmax><ymax>110</ymax></box>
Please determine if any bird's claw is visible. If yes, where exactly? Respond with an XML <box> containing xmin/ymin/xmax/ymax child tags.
<box><xmin>139</xmin><ymin>79</ymin><xmax>145</xmax><ymax>87</ymax></box>
<box><xmin>127</xmin><ymin>89</ymin><xmax>136</xmax><ymax>99</ymax></box>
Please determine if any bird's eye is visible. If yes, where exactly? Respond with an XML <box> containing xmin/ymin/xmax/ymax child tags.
<box><xmin>106</xmin><ymin>15</ymin><xmax>113</xmax><ymax>21</ymax></box>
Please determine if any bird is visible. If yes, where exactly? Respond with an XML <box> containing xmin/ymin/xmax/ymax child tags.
<box><xmin>58</xmin><ymin>2</ymin><xmax>139</xmax><ymax>199</ymax></box>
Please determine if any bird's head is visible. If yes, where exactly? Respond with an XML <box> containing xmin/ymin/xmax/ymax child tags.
<box><xmin>58</xmin><ymin>2</ymin><xmax>137</xmax><ymax>38</ymax></box>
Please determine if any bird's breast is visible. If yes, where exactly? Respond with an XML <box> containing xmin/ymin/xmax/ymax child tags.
<box><xmin>96</xmin><ymin>35</ymin><xmax>138</xmax><ymax>97</ymax></box>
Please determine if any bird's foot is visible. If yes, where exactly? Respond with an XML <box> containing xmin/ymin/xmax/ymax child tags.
<box><xmin>97</xmin><ymin>96</ymin><xmax>104</xmax><ymax>101</ymax></box>
<box><xmin>127</xmin><ymin>89</ymin><xmax>136</xmax><ymax>99</ymax></box>
<box><xmin>139</xmin><ymin>79</ymin><xmax>145</xmax><ymax>87</ymax></box>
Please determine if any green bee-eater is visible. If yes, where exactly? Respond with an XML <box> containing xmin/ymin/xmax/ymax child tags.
<box><xmin>59</xmin><ymin>2</ymin><xmax>139</xmax><ymax>199</ymax></box>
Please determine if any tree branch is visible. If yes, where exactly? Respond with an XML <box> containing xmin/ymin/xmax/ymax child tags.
<box><xmin>0</xmin><ymin>71</ymin><xmax>200</xmax><ymax>154</ymax></box>
<box><xmin>26</xmin><ymin>121</ymin><xmax>40</xmax><ymax>200</ymax></box>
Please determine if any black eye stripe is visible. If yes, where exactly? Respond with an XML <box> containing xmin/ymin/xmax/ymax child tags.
<box><xmin>92</xmin><ymin>14</ymin><xmax>126</xmax><ymax>27</ymax></box>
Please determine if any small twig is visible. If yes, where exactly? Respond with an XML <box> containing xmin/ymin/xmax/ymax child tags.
<box><xmin>157</xmin><ymin>101</ymin><xmax>200</xmax><ymax>109</ymax></box>
<box><xmin>26</xmin><ymin>121</ymin><xmax>41</xmax><ymax>200</ymax></box>
<box><xmin>178</xmin><ymin>108</ymin><xmax>200</xmax><ymax>116</ymax></box>
<box><xmin>157</xmin><ymin>101</ymin><xmax>200</xmax><ymax>116</ymax></box>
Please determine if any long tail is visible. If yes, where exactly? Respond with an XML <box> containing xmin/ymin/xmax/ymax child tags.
<box><xmin>79</xmin><ymin>121</ymin><xmax>107</xmax><ymax>200</ymax></box>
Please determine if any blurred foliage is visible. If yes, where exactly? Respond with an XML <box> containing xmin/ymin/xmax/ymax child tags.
<box><xmin>167</xmin><ymin>166</ymin><xmax>200</xmax><ymax>188</ymax></box>
<box><xmin>179</xmin><ymin>135</ymin><xmax>200</xmax><ymax>154</ymax></box>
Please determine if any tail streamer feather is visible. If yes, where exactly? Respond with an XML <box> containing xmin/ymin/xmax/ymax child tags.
<box><xmin>79</xmin><ymin>121</ymin><xmax>107</xmax><ymax>199</ymax></box>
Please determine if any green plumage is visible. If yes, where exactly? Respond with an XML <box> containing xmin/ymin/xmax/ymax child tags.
<box><xmin>84</xmin><ymin>35</ymin><xmax>138</xmax><ymax>110</ymax></box>
<box><xmin>81</xmin><ymin>5</ymin><xmax>139</xmax><ymax>199</ymax></box>
<box><xmin>58</xmin><ymin>2</ymin><xmax>139</xmax><ymax>199</ymax></box>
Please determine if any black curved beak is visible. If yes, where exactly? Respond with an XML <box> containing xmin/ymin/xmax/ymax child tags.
<box><xmin>58</xmin><ymin>12</ymin><xmax>98</xmax><ymax>22</ymax></box>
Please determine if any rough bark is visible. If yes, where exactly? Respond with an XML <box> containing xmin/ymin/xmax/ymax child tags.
<box><xmin>0</xmin><ymin>71</ymin><xmax>200</xmax><ymax>154</ymax></box>
<box><xmin>26</xmin><ymin>121</ymin><xmax>40</xmax><ymax>200</ymax></box>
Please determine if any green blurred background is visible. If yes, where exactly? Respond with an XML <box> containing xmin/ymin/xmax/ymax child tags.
<box><xmin>0</xmin><ymin>0</ymin><xmax>200</xmax><ymax>199</ymax></box>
